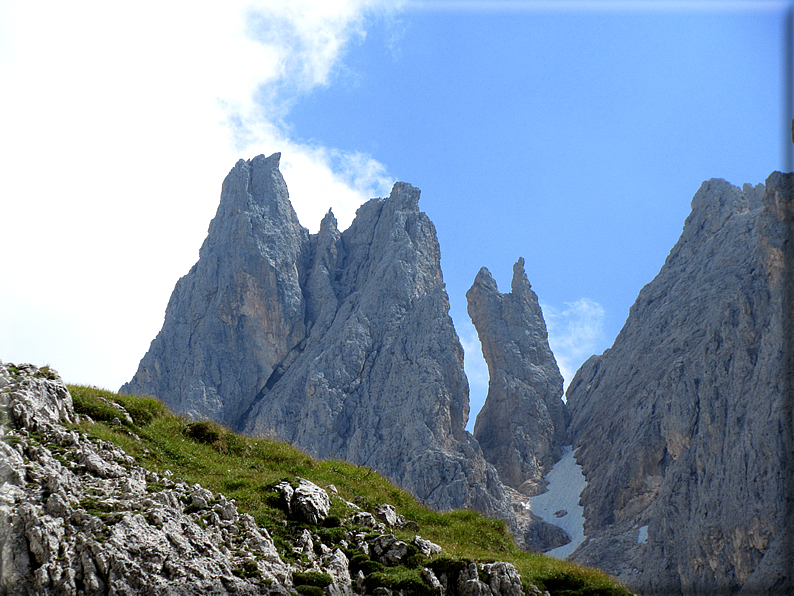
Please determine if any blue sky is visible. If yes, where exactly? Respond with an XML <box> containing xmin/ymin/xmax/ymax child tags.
<box><xmin>0</xmin><ymin>0</ymin><xmax>790</xmax><ymax>431</ymax></box>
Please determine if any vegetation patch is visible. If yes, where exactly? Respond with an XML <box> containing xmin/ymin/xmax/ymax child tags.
<box><xmin>364</xmin><ymin>567</ymin><xmax>433</xmax><ymax>596</ymax></box>
<box><xmin>427</xmin><ymin>557</ymin><xmax>470</xmax><ymax>578</ymax></box>
<box><xmin>292</xmin><ymin>571</ymin><xmax>333</xmax><ymax>588</ymax></box>
<box><xmin>113</xmin><ymin>393</ymin><xmax>166</xmax><ymax>426</ymax></box>
<box><xmin>224</xmin><ymin>479</ymin><xmax>250</xmax><ymax>492</ymax></box>
<box><xmin>37</xmin><ymin>366</ymin><xmax>58</xmax><ymax>380</ymax></box>
<box><xmin>2</xmin><ymin>434</ymin><xmax>20</xmax><ymax>448</ymax></box>
<box><xmin>232</xmin><ymin>559</ymin><xmax>261</xmax><ymax>580</ymax></box>
<box><xmin>349</xmin><ymin>553</ymin><xmax>384</xmax><ymax>576</ymax></box>
<box><xmin>81</xmin><ymin>498</ymin><xmax>114</xmax><ymax>515</ymax></box>
<box><xmin>183</xmin><ymin>420</ymin><xmax>248</xmax><ymax>456</ymax></box>
<box><xmin>71</xmin><ymin>387</ymin><xmax>131</xmax><ymax>426</ymax></box>
<box><xmin>315</xmin><ymin>525</ymin><xmax>346</xmax><ymax>546</ymax></box>
<box><xmin>70</xmin><ymin>386</ymin><xmax>166</xmax><ymax>428</ymax></box>
<box><xmin>402</xmin><ymin>551</ymin><xmax>429</xmax><ymax>570</ymax></box>
<box><xmin>184</xmin><ymin>421</ymin><xmax>221</xmax><ymax>444</ymax></box>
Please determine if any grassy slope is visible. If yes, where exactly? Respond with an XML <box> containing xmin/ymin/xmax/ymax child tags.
<box><xmin>66</xmin><ymin>384</ymin><xmax>634</xmax><ymax>596</ymax></box>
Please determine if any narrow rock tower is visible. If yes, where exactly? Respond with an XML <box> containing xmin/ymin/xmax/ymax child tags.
<box><xmin>467</xmin><ymin>258</ymin><xmax>568</xmax><ymax>496</ymax></box>
<box><xmin>121</xmin><ymin>153</ymin><xmax>309</xmax><ymax>426</ymax></box>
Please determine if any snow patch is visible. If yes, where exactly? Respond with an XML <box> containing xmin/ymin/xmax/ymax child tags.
<box><xmin>637</xmin><ymin>525</ymin><xmax>648</xmax><ymax>544</ymax></box>
<box><xmin>526</xmin><ymin>445</ymin><xmax>587</xmax><ymax>559</ymax></box>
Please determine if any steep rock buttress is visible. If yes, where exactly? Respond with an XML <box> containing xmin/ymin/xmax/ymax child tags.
<box><xmin>566</xmin><ymin>173</ymin><xmax>794</xmax><ymax>595</ymax></box>
<box><xmin>467</xmin><ymin>258</ymin><xmax>568</xmax><ymax>497</ymax></box>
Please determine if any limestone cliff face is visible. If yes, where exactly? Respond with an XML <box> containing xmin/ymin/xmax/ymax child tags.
<box><xmin>122</xmin><ymin>153</ymin><xmax>308</xmax><ymax>427</ymax></box>
<box><xmin>566</xmin><ymin>173</ymin><xmax>794</xmax><ymax>595</ymax></box>
<box><xmin>123</xmin><ymin>154</ymin><xmax>513</xmax><ymax>520</ymax></box>
<box><xmin>466</xmin><ymin>259</ymin><xmax>567</xmax><ymax>496</ymax></box>
<box><xmin>242</xmin><ymin>180</ymin><xmax>510</xmax><ymax>518</ymax></box>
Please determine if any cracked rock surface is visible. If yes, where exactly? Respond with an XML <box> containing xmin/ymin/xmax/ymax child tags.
<box><xmin>0</xmin><ymin>362</ymin><xmax>291</xmax><ymax>595</ymax></box>
<box><xmin>566</xmin><ymin>173</ymin><xmax>794</xmax><ymax>595</ymax></box>
<box><xmin>467</xmin><ymin>258</ymin><xmax>567</xmax><ymax>497</ymax></box>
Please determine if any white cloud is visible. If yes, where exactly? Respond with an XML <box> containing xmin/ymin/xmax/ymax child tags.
<box><xmin>541</xmin><ymin>298</ymin><xmax>607</xmax><ymax>393</ymax></box>
<box><xmin>0</xmin><ymin>0</ymin><xmax>400</xmax><ymax>389</ymax></box>
<box><xmin>280</xmin><ymin>145</ymin><xmax>394</xmax><ymax>230</ymax></box>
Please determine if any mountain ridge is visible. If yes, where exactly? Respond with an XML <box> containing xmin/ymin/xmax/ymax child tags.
<box><xmin>565</xmin><ymin>172</ymin><xmax>793</xmax><ymax>595</ymax></box>
<box><xmin>119</xmin><ymin>152</ymin><xmax>792</xmax><ymax>595</ymax></box>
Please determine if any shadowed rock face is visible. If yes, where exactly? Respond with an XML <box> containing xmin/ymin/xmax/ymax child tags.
<box><xmin>123</xmin><ymin>154</ymin><xmax>514</xmax><ymax>521</ymax></box>
<box><xmin>566</xmin><ymin>173</ymin><xmax>794</xmax><ymax>595</ymax></box>
<box><xmin>467</xmin><ymin>259</ymin><xmax>568</xmax><ymax>496</ymax></box>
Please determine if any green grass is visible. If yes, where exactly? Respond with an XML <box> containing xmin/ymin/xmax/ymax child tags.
<box><xmin>293</xmin><ymin>572</ymin><xmax>333</xmax><ymax>587</ymax></box>
<box><xmin>365</xmin><ymin>567</ymin><xmax>432</xmax><ymax>595</ymax></box>
<box><xmin>65</xmin><ymin>384</ymin><xmax>634</xmax><ymax>596</ymax></box>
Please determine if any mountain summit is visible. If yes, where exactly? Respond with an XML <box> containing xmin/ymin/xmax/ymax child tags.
<box><xmin>122</xmin><ymin>154</ymin><xmax>513</xmax><ymax>521</ymax></box>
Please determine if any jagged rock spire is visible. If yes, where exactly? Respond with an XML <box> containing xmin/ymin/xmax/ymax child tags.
<box><xmin>122</xmin><ymin>154</ymin><xmax>515</xmax><ymax>522</ymax></box>
<box><xmin>122</xmin><ymin>153</ymin><xmax>309</xmax><ymax>425</ymax></box>
<box><xmin>467</xmin><ymin>257</ymin><xmax>567</xmax><ymax>496</ymax></box>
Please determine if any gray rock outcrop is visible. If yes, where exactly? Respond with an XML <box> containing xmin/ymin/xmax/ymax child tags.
<box><xmin>375</xmin><ymin>504</ymin><xmax>405</xmax><ymax>529</ymax></box>
<box><xmin>456</xmin><ymin>562</ymin><xmax>525</xmax><ymax>596</ymax></box>
<box><xmin>0</xmin><ymin>361</ymin><xmax>292</xmax><ymax>595</ymax></box>
<box><xmin>290</xmin><ymin>479</ymin><xmax>331</xmax><ymax>525</ymax></box>
<box><xmin>521</xmin><ymin>512</ymin><xmax>571</xmax><ymax>554</ymax></box>
<box><xmin>123</xmin><ymin>154</ymin><xmax>514</xmax><ymax>522</ymax></box>
<box><xmin>467</xmin><ymin>258</ymin><xmax>567</xmax><ymax>496</ymax></box>
<box><xmin>565</xmin><ymin>173</ymin><xmax>794</xmax><ymax>595</ymax></box>
<box><xmin>370</xmin><ymin>534</ymin><xmax>409</xmax><ymax>567</ymax></box>
<box><xmin>413</xmin><ymin>536</ymin><xmax>442</xmax><ymax>557</ymax></box>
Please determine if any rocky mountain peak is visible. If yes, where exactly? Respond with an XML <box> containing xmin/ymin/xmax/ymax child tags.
<box><xmin>123</xmin><ymin>155</ymin><xmax>515</xmax><ymax>524</ymax></box>
<box><xmin>510</xmin><ymin>257</ymin><xmax>531</xmax><ymax>295</ymax></box>
<box><xmin>123</xmin><ymin>153</ymin><xmax>309</xmax><ymax>427</ymax></box>
<box><xmin>215</xmin><ymin>152</ymin><xmax>298</xmax><ymax>226</ymax></box>
<box><xmin>320</xmin><ymin>208</ymin><xmax>339</xmax><ymax>233</ymax></box>
<box><xmin>388</xmin><ymin>181</ymin><xmax>421</xmax><ymax>211</ymax></box>
<box><xmin>467</xmin><ymin>258</ymin><xmax>567</xmax><ymax>497</ymax></box>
